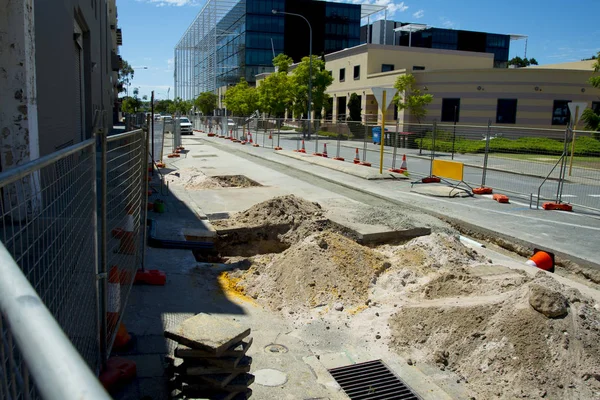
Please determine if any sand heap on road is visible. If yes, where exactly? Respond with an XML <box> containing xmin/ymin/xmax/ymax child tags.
<box><xmin>389</xmin><ymin>272</ymin><xmax>600</xmax><ymax>400</ymax></box>
<box><xmin>228</xmin><ymin>231</ymin><xmax>389</xmax><ymax>312</ymax></box>
<box><xmin>164</xmin><ymin>168</ymin><xmax>222</xmax><ymax>190</ymax></box>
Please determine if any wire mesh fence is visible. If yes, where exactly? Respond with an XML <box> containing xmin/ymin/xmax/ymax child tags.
<box><xmin>104</xmin><ymin>130</ymin><xmax>146</xmax><ymax>352</ymax></box>
<box><xmin>0</xmin><ymin>139</ymin><xmax>99</xmax><ymax>399</ymax></box>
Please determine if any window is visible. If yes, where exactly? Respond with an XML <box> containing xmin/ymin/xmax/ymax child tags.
<box><xmin>339</xmin><ymin>68</ymin><xmax>345</xmax><ymax>82</ymax></box>
<box><xmin>353</xmin><ymin>65</ymin><xmax>360</xmax><ymax>80</ymax></box>
<box><xmin>496</xmin><ymin>99</ymin><xmax>518</xmax><ymax>124</ymax></box>
<box><xmin>381</xmin><ymin>64</ymin><xmax>394</xmax><ymax>72</ymax></box>
<box><xmin>552</xmin><ymin>100</ymin><xmax>571</xmax><ymax>125</ymax></box>
<box><xmin>441</xmin><ymin>98</ymin><xmax>460</xmax><ymax>122</ymax></box>
<box><xmin>412</xmin><ymin>66</ymin><xmax>425</xmax><ymax>71</ymax></box>
<box><xmin>592</xmin><ymin>101</ymin><xmax>600</xmax><ymax>115</ymax></box>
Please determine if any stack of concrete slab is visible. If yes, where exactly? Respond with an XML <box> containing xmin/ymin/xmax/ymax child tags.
<box><xmin>165</xmin><ymin>313</ymin><xmax>254</xmax><ymax>399</ymax></box>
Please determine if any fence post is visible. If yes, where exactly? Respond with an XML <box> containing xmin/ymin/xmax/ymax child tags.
<box><xmin>363</xmin><ymin>123</ymin><xmax>368</xmax><ymax>162</ymax></box>
<box><xmin>481</xmin><ymin>119</ymin><xmax>492</xmax><ymax>188</ymax></box>
<box><xmin>392</xmin><ymin>120</ymin><xmax>399</xmax><ymax>170</ymax></box>
<box><xmin>315</xmin><ymin>119</ymin><xmax>319</xmax><ymax>154</ymax></box>
<box><xmin>141</xmin><ymin>128</ymin><xmax>149</xmax><ymax>272</ymax></box>
<box><xmin>277</xmin><ymin>119</ymin><xmax>281</xmax><ymax>148</ymax></box>
<box><xmin>555</xmin><ymin>125</ymin><xmax>571</xmax><ymax>203</ymax></box>
<box><xmin>99</xmin><ymin>123</ymin><xmax>108</xmax><ymax>366</ymax></box>
<box><xmin>429</xmin><ymin>120</ymin><xmax>437</xmax><ymax>177</ymax></box>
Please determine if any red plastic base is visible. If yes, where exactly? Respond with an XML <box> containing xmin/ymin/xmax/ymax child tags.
<box><xmin>274</xmin><ymin>147</ymin><xmax>283</xmax><ymax>150</ymax></box>
<box><xmin>542</xmin><ymin>202</ymin><xmax>572</xmax><ymax>211</ymax></box>
<box><xmin>313</xmin><ymin>152</ymin><xmax>323</xmax><ymax>156</ymax></box>
<box><xmin>147</xmin><ymin>202</ymin><xmax>154</xmax><ymax>211</ymax></box>
<box><xmin>473</xmin><ymin>186</ymin><xmax>493</xmax><ymax>195</ymax></box>
<box><xmin>252</xmin><ymin>144</ymin><xmax>260</xmax><ymax>147</ymax></box>
<box><xmin>333</xmin><ymin>157</ymin><xmax>345</xmax><ymax>161</ymax></box>
<box><xmin>298</xmin><ymin>149</ymin><xmax>306</xmax><ymax>153</ymax></box>
<box><xmin>359</xmin><ymin>162</ymin><xmax>371</xmax><ymax>167</ymax></box>
<box><xmin>493</xmin><ymin>194</ymin><xmax>510</xmax><ymax>203</ymax></box>
<box><xmin>135</xmin><ymin>269</ymin><xmax>167</xmax><ymax>285</ymax></box>
<box><xmin>100</xmin><ymin>357</ymin><xmax>137</xmax><ymax>393</ymax></box>
<box><xmin>353</xmin><ymin>159</ymin><xmax>360</xmax><ymax>164</ymax></box>
<box><xmin>207</xmin><ymin>133</ymin><xmax>216</xmax><ymax>137</ymax></box>
<box><xmin>421</xmin><ymin>176</ymin><xmax>441</xmax><ymax>183</ymax></box>
<box><xmin>240</xmin><ymin>141</ymin><xmax>247</xmax><ymax>145</ymax></box>
<box><xmin>388</xmin><ymin>168</ymin><xmax>406</xmax><ymax>173</ymax></box>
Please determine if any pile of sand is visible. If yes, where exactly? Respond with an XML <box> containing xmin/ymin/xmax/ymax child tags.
<box><xmin>389</xmin><ymin>272</ymin><xmax>600</xmax><ymax>399</ymax></box>
<box><xmin>164</xmin><ymin>168</ymin><xmax>222</xmax><ymax>190</ymax></box>
<box><xmin>227</xmin><ymin>231</ymin><xmax>389</xmax><ymax>312</ymax></box>
<box><xmin>215</xmin><ymin>195</ymin><xmax>324</xmax><ymax>228</ymax></box>
<box><xmin>353</xmin><ymin>205</ymin><xmax>455</xmax><ymax>234</ymax></box>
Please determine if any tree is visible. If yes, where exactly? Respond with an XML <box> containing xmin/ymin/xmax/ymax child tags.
<box><xmin>273</xmin><ymin>54</ymin><xmax>293</xmax><ymax>73</ymax></box>
<box><xmin>508</xmin><ymin>56</ymin><xmax>539</xmax><ymax>68</ymax></box>
<box><xmin>347</xmin><ymin>93</ymin><xmax>362</xmax><ymax>122</ymax></box>
<box><xmin>119</xmin><ymin>59</ymin><xmax>134</xmax><ymax>94</ymax></box>
<box><xmin>393</xmin><ymin>74</ymin><xmax>433</xmax><ymax>123</ymax></box>
<box><xmin>155</xmin><ymin>99</ymin><xmax>173</xmax><ymax>113</ymax></box>
<box><xmin>258</xmin><ymin>68</ymin><xmax>293</xmax><ymax>117</ymax></box>
<box><xmin>223</xmin><ymin>78</ymin><xmax>258</xmax><ymax>116</ymax></box>
<box><xmin>290</xmin><ymin>55</ymin><xmax>333</xmax><ymax>119</ymax></box>
<box><xmin>581</xmin><ymin>109</ymin><xmax>600</xmax><ymax>134</ymax></box>
<box><xmin>194</xmin><ymin>92</ymin><xmax>218</xmax><ymax>116</ymax></box>
<box><xmin>121</xmin><ymin>96</ymin><xmax>141</xmax><ymax>114</ymax></box>
<box><xmin>168</xmin><ymin>97</ymin><xmax>193</xmax><ymax>115</ymax></box>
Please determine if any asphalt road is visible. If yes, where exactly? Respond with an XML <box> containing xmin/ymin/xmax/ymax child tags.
<box><xmin>245</xmin><ymin>130</ymin><xmax>600</xmax><ymax>210</ymax></box>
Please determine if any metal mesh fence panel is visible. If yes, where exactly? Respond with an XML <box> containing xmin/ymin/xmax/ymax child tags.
<box><xmin>105</xmin><ymin>130</ymin><xmax>145</xmax><ymax>352</ymax></box>
<box><xmin>0</xmin><ymin>140</ymin><xmax>99</xmax><ymax>399</ymax></box>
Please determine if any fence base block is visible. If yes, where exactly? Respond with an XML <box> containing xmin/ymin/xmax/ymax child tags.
<box><xmin>207</xmin><ymin>133</ymin><xmax>216</xmax><ymax>137</ymax></box>
<box><xmin>313</xmin><ymin>152</ymin><xmax>323</xmax><ymax>157</ymax></box>
<box><xmin>135</xmin><ymin>269</ymin><xmax>167</xmax><ymax>285</ymax></box>
<box><xmin>388</xmin><ymin>168</ymin><xmax>406</xmax><ymax>173</ymax></box>
<box><xmin>473</xmin><ymin>186</ymin><xmax>493</xmax><ymax>195</ymax></box>
<box><xmin>542</xmin><ymin>202</ymin><xmax>573</xmax><ymax>211</ymax></box>
<box><xmin>274</xmin><ymin>147</ymin><xmax>283</xmax><ymax>150</ymax></box>
<box><xmin>359</xmin><ymin>162</ymin><xmax>371</xmax><ymax>167</ymax></box>
<box><xmin>252</xmin><ymin>143</ymin><xmax>260</xmax><ymax>147</ymax></box>
<box><xmin>100</xmin><ymin>357</ymin><xmax>137</xmax><ymax>393</ymax></box>
<box><xmin>493</xmin><ymin>194</ymin><xmax>510</xmax><ymax>203</ymax></box>
<box><xmin>422</xmin><ymin>176</ymin><xmax>441</xmax><ymax>183</ymax></box>
<box><xmin>333</xmin><ymin>157</ymin><xmax>345</xmax><ymax>161</ymax></box>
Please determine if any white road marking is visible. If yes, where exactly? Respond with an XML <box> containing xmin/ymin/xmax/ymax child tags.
<box><xmin>589</xmin><ymin>194</ymin><xmax>600</xmax><ymax>198</ymax></box>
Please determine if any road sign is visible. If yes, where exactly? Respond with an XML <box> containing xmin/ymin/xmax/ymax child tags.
<box><xmin>371</xmin><ymin>87</ymin><xmax>397</xmax><ymax>110</ymax></box>
<box><xmin>568</xmin><ymin>102</ymin><xmax>587</xmax><ymax>125</ymax></box>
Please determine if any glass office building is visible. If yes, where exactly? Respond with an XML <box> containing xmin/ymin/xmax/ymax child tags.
<box><xmin>175</xmin><ymin>0</ymin><xmax>382</xmax><ymax>100</ymax></box>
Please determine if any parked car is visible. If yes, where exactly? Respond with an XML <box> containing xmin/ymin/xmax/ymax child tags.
<box><xmin>178</xmin><ymin>117</ymin><xmax>193</xmax><ymax>135</ymax></box>
<box><xmin>162</xmin><ymin>115</ymin><xmax>173</xmax><ymax>123</ymax></box>
<box><xmin>154</xmin><ymin>114</ymin><xmax>162</xmax><ymax>121</ymax></box>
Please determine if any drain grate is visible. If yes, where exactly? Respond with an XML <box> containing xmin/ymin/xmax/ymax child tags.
<box><xmin>328</xmin><ymin>360</ymin><xmax>420</xmax><ymax>400</ymax></box>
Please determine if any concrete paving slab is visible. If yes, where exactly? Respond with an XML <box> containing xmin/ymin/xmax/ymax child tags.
<box><xmin>410</xmin><ymin>183</ymin><xmax>472</xmax><ymax>198</ymax></box>
<box><xmin>164</xmin><ymin>313</ymin><xmax>251</xmax><ymax>356</ymax></box>
<box><xmin>183</xmin><ymin>356</ymin><xmax>251</xmax><ymax>375</ymax></box>
<box><xmin>176</xmin><ymin>338</ymin><xmax>252</xmax><ymax>359</ymax></box>
<box><xmin>276</xmin><ymin>150</ymin><xmax>409</xmax><ymax>180</ymax></box>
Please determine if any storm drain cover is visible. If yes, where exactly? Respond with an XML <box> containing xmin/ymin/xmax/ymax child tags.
<box><xmin>328</xmin><ymin>360</ymin><xmax>420</xmax><ymax>400</ymax></box>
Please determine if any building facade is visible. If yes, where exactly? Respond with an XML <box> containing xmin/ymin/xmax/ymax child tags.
<box><xmin>322</xmin><ymin>45</ymin><xmax>600</xmax><ymax>129</ymax></box>
<box><xmin>361</xmin><ymin>20</ymin><xmax>513</xmax><ymax>68</ymax></box>
<box><xmin>174</xmin><ymin>0</ymin><xmax>383</xmax><ymax>100</ymax></box>
<box><xmin>1</xmin><ymin>0</ymin><xmax>121</xmax><ymax>172</ymax></box>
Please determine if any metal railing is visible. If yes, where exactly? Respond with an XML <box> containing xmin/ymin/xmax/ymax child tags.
<box><xmin>0</xmin><ymin>123</ymin><xmax>148</xmax><ymax>398</ymax></box>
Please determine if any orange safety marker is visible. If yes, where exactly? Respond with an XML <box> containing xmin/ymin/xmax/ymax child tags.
<box><xmin>542</xmin><ymin>202</ymin><xmax>573</xmax><ymax>211</ymax></box>
<box><xmin>493</xmin><ymin>193</ymin><xmax>510</xmax><ymax>203</ymax></box>
<box><xmin>353</xmin><ymin>148</ymin><xmax>360</xmax><ymax>164</ymax></box>
<box><xmin>322</xmin><ymin>143</ymin><xmax>328</xmax><ymax>158</ymax></box>
<box><xmin>389</xmin><ymin>154</ymin><xmax>408</xmax><ymax>173</ymax></box>
<box><xmin>525</xmin><ymin>249</ymin><xmax>555</xmax><ymax>273</ymax></box>
<box><xmin>299</xmin><ymin>140</ymin><xmax>306</xmax><ymax>153</ymax></box>
<box><xmin>473</xmin><ymin>187</ymin><xmax>493</xmax><ymax>195</ymax></box>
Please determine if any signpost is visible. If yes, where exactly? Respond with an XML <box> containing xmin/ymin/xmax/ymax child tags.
<box><xmin>567</xmin><ymin>102</ymin><xmax>587</xmax><ymax>176</ymax></box>
<box><xmin>371</xmin><ymin>87</ymin><xmax>397</xmax><ymax>174</ymax></box>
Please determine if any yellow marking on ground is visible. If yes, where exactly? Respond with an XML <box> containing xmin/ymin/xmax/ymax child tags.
<box><xmin>347</xmin><ymin>304</ymin><xmax>368</xmax><ymax>315</ymax></box>
<box><xmin>217</xmin><ymin>272</ymin><xmax>258</xmax><ymax>305</ymax></box>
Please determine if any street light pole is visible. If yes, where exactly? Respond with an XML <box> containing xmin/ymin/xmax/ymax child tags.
<box><xmin>272</xmin><ymin>9</ymin><xmax>312</xmax><ymax>140</ymax></box>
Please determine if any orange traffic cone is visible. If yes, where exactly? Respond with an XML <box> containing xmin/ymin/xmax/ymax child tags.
<box><xmin>118</xmin><ymin>205</ymin><xmax>136</xmax><ymax>255</ymax></box>
<box><xmin>389</xmin><ymin>154</ymin><xmax>408</xmax><ymax>173</ymax></box>
<box><xmin>299</xmin><ymin>140</ymin><xmax>306</xmax><ymax>153</ymax></box>
<box><xmin>322</xmin><ymin>143</ymin><xmax>328</xmax><ymax>158</ymax></box>
<box><xmin>353</xmin><ymin>148</ymin><xmax>360</xmax><ymax>164</ymax></box>
<box><xmin>249</xmin><ymin>133</ymin><xmax>253</xmax><ymax>144</ymax></box>
<box><xmin>269</xmin><ymin>132</ymin><xmax>272</xmax><ymax>140</ymax></box>
<box><xmin>526</xmin><ymin>249</ymin><xmax>555</xmax><ymax>272</ymax></box>
<box><xmin>107</xmin><ymin>266</ymin><xmax>121</xmax><ymax>329</ymax></box>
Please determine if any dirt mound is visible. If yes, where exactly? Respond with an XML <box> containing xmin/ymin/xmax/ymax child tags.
<box><xmin>353</xmin><ymin>205</ymin><xmax>455</xmax><ymax>234</ymax></box>
<box><xmin>164</xmin><ymin>167</ymin><xmax>222</xmax><ymax>189</ymax></box>
<box><xmin>227</xmin><ymin>231</ymin><xmax>389</xmax><ymax>312</ymax></box>
<box><xmin>389</xmin><ymin>274</ymin><xmax>600</xmax><ymax>399</ymax></box>
<box><xmin>379</xmin><ymin>232</ymin><xmax>486</xmax><ymax>274</ymax></box>
<box><xmin>214</xmin><ymin>195</ymin><xmax>325</xmax><ymax>228</ymax></box>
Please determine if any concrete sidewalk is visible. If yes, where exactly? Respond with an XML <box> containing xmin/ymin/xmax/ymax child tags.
<box><xmin>201</xmin><ymin>134</ymin><xmax>600</xmax><ymax>270</ymax></box>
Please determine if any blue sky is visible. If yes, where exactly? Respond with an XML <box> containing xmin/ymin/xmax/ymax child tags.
<box><xmin>118</xmin><ymin>0</ymin><xmax>600</xmax><ymax>99</ymax></box>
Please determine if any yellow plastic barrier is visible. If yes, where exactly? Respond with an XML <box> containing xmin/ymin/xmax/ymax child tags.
<box><xmin>432</xmin><ymin>159</ymin><xmax>464</xmax><ymax>181</ymax></box>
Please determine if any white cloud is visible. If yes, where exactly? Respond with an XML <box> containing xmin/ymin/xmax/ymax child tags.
<box><xmin>413</xmin><ymin>9</ymin><xmax>424</xmax><ymax>19</ymax></box>
<box><xmin>440</xmin><ymin>16</ymin><xmax>458</xmax><ymax>29</ymax></box>
<box><xmin>339</xmin><ymin>0</ymin><xmax>408</xmax><ymax>19</ymax></box>
<box><xmin>167</xmin><ymin>58</ymin><xmax>174</xmax><ymax>71</ymax></box>
<box><xmin>136</xmin><ymin>0</ymin><xmax>201</xmax><ymax>7</ymax></box>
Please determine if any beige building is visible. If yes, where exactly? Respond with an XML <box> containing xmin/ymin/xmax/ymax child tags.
<box><xmin>323</xmin><ymin>45</ymin><xmax>600</xmax><ymax>129</ymax></box>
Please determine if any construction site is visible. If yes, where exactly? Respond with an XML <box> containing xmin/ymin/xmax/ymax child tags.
<box><xmin>105</xmin><ymin>120</ymin><xmax>600</xmax><ymax>400</ymax></box>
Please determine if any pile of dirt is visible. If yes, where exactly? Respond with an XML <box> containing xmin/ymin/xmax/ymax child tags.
<box><xmin>389</xmin><ymin>272</ymin><xmax>600</xmax><ymax>399</ymax></box>
<box><xmin>353</xmin><ymin>205</ymin><xmax>455</xmax><ymax>234</ymax></box>
<box><xmin>378</xmin><ymin>232</ymin><xmax>487</xmax><ymax>275</ymax></box>
<box><xmin>214</xmin><ymin>195</ymin><xmax>325</xmax><ymax>228</ymax></box>
<box><xmin>226</xmin><ymin>231</ymin><xmax>389</xmax><ymax>312</ymax></box>
<box><xmin>164</xmin><ymin>168</ymin><xmax>222</xmax><ymax>190</ymax></box>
